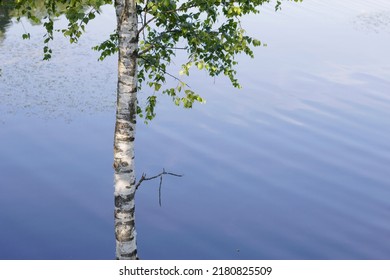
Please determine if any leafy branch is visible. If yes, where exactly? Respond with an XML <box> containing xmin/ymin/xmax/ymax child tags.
<box><xmin>9</xmin><ymin>0</ymin><xmax>302</xmax><ymax>121</ymax></box>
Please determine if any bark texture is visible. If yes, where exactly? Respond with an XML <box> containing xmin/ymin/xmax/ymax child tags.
<box><xmin>114</xmin><ymin>0</ymin><xmax>138</xmax><ymax>260</ymax></box>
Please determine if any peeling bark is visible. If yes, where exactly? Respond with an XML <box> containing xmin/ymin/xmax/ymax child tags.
<box><xmin>114</xmin><ymin>0</ymin><xmax>138</xmax><ymax>260</ymax></box>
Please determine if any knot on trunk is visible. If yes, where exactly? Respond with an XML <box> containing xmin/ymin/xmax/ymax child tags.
<box><xmin>115</xmin><ymin>220</ymin><xmax>135</xmax><ymax>242</ymax></box>
<box><xmin>113</xmin><ymin>159</ymin><xmax>131</xmax><ymax>172</ymax></box>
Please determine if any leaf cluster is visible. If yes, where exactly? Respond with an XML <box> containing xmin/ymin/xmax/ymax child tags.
<box><xmin>8</xmin><ymin>0</ymin><xmax>111</xmax><ymax>59</ymax></box>
<box><xmin>131</xmin><ymin>0</ymin><xmax>302</xmax><ymax>121</ymax></box>
<box><xmin>3</xmin><ymin>0</ymin><xmax>302</xmax><ymax>121</ymax></box>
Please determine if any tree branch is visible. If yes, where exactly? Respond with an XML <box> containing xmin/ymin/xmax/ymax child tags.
<box><xmin>137</xmin><ymin>2</ymin><xmax>198</xmax><ymax>38</ymax></box>
<box><xmin>135</xmin><ymin>168</ymin><xmax>183</xmax><ymax>206</ymax></box>
<box><xmin>137</xmin><ymin>43</ymin><xmax>155</xmax><ymax>56</ymax></box>
<box><xmin>139</xmin><ymin>56</ymin><xmax>192</xmax><ymax>89</ymax></box>
<box><xmin>137</xmin><ymin>15</ymin><xmax>156</xmax><ymax>37</ymax></box>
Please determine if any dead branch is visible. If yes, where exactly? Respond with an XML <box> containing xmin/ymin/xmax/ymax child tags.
<box><xmin>135</xmin><ymin>168</ymin><xmax>183</xmax><ymax>206</ymax></box>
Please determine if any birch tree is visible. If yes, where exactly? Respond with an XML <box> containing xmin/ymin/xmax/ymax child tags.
<box><xmin>1</xmin><ymin>0</ymin><xmax>301</xmax><ymax>259</ymax></box>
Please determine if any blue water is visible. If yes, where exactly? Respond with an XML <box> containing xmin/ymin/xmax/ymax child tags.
<box><xmin>1</xmin><ymin>0</ymin><xmax>390</xmax><ymax>259</ymax></box>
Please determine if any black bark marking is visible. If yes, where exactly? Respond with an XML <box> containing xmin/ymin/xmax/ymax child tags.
<box><xmin>114</xmin><ymin>208</ymin><xmax>135</xmax><ymax>219</ymax></box>
<box><xmin>115</xmin><ymin>193</ymin><xmax>135</xmax><ymax>208</ymax></box>
<box><xmin>117</xmin><ymin>113</ymin><xmax>131</xmax><ymax>121</ymax></box>
<box><xmin>115</xmin><ymin>135</ymin><xmax>134</xmax><ymax>142</ymax></box>
<box><xmin>113</xmin><ymin>159</ymin><xmax>131</xmax><ymax>172</ymax></box>
<box><xmin>129</xmin><ymin>101</ymin><xmax>137</xmax><ymax>125</ymax></box>
<box><xmin>115</xmin><ymin>121</ymin><xmax>133</xmax><ymax>134</ymax></box>
<box><xmin>114</xmin><ymin>145</ymin><xmax>123</xmax><ymax>154</ymax></box>
<box><xmin>119</xmin><ymin>249</ymin><xmax>138</xmax><ymax>259</ymax></box>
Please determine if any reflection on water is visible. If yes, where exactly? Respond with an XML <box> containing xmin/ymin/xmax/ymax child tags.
<box><xmin>1</xmin><ymin>1</ymin><xmax>390</xmax><ymax>259</ymax></box>
<box><xmin>0</xmin><ymin>3</ymin><xmax>11</xmax><ymax>27</ymax></box>
<box><xmin>0</xmin><ymin>6</ymin><xmax>117</xmax><ymax>123</ymax></box>
<box><xmin>354</xmin><ymin>10</ymin><xmax>390</xmax><ymax>34</ymax></box>
<box><xmin>0</xmin><ymin>1</ymin><xmax>12</xmax><ymax>44</ymax></box>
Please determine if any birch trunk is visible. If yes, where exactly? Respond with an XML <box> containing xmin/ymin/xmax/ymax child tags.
<box><xmin>113</xmin><ymin>0</ymin><xmax>139</xmax><ymax>260</ymax></box>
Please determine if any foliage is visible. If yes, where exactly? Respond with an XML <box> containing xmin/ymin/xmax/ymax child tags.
<box><xmin>0</xmin><ymin>0</ymin><xmax>302</xmax><ymax>121</ymax></box>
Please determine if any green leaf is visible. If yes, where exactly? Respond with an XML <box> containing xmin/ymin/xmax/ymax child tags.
<box><xmin>196</xmin><ymin>61</ymin><xmax>204</xmax><ymax>70</ymax></box>
<box><xmin>22</xmin><ymin>33</ymin><xmax>30</xmax><ymax>40</ymax></box>
<box><xmin>154</xmin><ymin>83</ymin><xmax>162</xmax><ymax>91</ymax></box>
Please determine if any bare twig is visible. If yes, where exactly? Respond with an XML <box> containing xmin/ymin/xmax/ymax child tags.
<box><xmin>135</xmin><ymin>168</ymin><xmax>183</xmax><ymax>206</ymax></box>
<box><xmin>159</xmin><ymin>175</ymin><xmax>163</xmax><ymax>206</ymax></box>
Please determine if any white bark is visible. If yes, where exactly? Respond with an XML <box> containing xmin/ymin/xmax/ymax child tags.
<box><xmin>114</xmin><ymin>0</ymin><xmax>139</xmax><ymax>260</ymax></box>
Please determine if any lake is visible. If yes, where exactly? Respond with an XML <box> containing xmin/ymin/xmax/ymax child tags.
<box><xmin>1</xmin><ymin>0</ymin><xmax>390</xmax><ymax>259</ymax></box>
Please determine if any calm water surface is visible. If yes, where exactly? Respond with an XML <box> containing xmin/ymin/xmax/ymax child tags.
<box><xmin>0</xmin><ymin>0</ymin><xmax>390</xmax><ymax>259</ymax></box>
